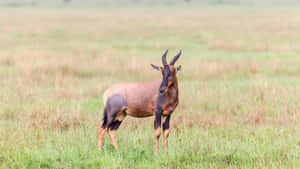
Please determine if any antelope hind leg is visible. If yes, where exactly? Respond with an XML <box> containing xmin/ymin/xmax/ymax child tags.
<box><xmin>98</xmin><ymin>127</ymin><xmax>107</xmax><ymax>150</ymax></box>
<box><xmin>103</xmin><ymin>94</ymin><xmax>127</xmax><ymax>151</ymax></box>
<box><xmin>108</xmin><ymin>120</ymin><xmax>123</xmax><ymax>151</ymax></box>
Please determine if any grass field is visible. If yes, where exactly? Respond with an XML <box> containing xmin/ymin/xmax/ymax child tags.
<box><xmin>0</xmin><ymin>6</ymin><xmax>300</xmax><ymax>168</ymax></box>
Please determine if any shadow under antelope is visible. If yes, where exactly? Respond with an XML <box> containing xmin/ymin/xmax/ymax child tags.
<box><xmin>98</xmin><ymin>50</ymin><xmax>182</xmax><ymax>154</ymax></box>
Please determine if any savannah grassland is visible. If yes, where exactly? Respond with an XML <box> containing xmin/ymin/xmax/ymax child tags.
<box><xmin>0</xmin><ymin>6</ymin><xmax>300</xmax><ymax>169</ymax></box>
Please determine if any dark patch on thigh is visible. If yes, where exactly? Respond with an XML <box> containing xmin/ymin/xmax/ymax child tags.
<box><xmin>106</xmin><ymin>94</ymin><xmax>127</xmax><ymax>113</ymax></box>
<box><xmin>104</xmin><ymin>94</ymin><xmax>127</xmax><ymax>128</ymax></box>
<box><xmin>162</xmin><ymin>115</ymin><xmax>170</xmax><ymax>131</ymax></box>
<box><xmin>109</xmin><ymin>120</ymin><xmax>122</xmax><ymax>130</ymax></box>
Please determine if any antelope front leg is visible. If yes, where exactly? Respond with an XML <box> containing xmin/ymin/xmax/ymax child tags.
<box><xmin>162</xmin><ymin>115</ymin><xmax>170</xmax><ymax>153</ymax></box>
<box><xmin>154</xmin><ymin>113</ymin><xmax>162</xmax><ymax>155</ymax></box>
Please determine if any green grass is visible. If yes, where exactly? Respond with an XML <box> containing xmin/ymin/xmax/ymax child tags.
<box><xmin>1</xmin><ymin>125</ymin><xmax>299</xmax><ymax>168</ymax></box>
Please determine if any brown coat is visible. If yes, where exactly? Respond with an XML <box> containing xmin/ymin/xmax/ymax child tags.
<box><xmin>103</xmin><ymin>74</ymin><xmax>178</xmax><ymax>118</ymax></box>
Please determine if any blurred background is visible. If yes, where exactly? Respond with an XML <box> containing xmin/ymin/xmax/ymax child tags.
<box><xmin>0</xmin><ymin>0</ymin><xmax>299</xmax><ymax>168</ymax></box>
<box><xmin>1</xmin><ymin>0</ymin><xmax>300</xmax><ymax>7</ymax></box>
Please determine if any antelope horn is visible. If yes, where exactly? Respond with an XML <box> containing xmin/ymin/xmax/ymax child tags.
<box><xmin>162</xmin><ymin>49</ymin><xmax>168</xmax><ymax>66</ymax></box>
<box><xmin>170</xmin><ymin>50</ymin><xmax>182</xmax><ymax>65</ymax></box>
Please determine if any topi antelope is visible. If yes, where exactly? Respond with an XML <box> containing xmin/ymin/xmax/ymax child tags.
<box><xmin>98</xmin><ymin>50</ymin><xmax>182</xmax><ymax>154</ymax></box>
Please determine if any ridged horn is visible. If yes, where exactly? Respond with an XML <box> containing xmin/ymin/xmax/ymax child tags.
<box><xmin>162</xmin><ymin>49</ymin><xmax>168</xmax><ymax>66</ymax></box>
<box><xmin>170</xmin><ymin>50</ymin><xmax>182</xmax><ymax>65</ymax></box>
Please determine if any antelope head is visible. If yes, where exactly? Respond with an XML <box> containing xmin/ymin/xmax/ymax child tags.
<box><xmin>151</xmin><ymin>49</ymin><xmax>182</xmax><ymax>95</ymax></box>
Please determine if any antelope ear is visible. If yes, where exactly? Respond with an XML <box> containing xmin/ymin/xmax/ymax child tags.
<box><xmin>176</xmin><ymin>65</ymin><xmax>181</xmax><ymax>72</ymax></box>
<box><xmin>151</xmin><ymin>64</ymin><xmax>161</xmax><ymax>71</ymax></box>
